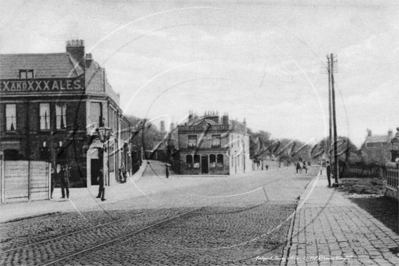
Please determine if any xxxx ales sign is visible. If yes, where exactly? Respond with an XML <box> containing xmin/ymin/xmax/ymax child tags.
<box><xmin>0</xmin><ymin>75</ymin><xmax>84</xmax><ymax>93</ymax></box>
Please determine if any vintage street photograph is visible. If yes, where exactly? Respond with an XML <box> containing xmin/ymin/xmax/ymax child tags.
<box><xmin>0</xmin><ymin>0</ymin><xmax>398</xmax><ymax>265</ymax></box>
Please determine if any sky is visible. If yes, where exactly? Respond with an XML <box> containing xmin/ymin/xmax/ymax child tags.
<box><xmin>0</xmin><ymin>0</ymin><xmax>398</xmax><ymax>147</ymax></box>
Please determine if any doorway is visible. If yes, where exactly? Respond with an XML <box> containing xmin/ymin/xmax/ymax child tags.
<box><xmin>201</xmin><ymin>155</ymin><xmax>208</xmax><ymax>174</ymax></box>
<box><xmin>91</xmin><ymin>158</ymin><xmax>102</xmax><ymax>185</ymax></box>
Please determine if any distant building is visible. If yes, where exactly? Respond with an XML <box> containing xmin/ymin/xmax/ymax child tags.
<box><xmin>0</xmin><ymin>40</ymin><xmax>135</xmax><ymax>187</ymax></box>
<box><xmin>361</xmin><ymin>129</ymin><xmax>393</xmax><ymax>165</ymax></box>
<box><xmin>364</xmin><ymin>129</ymin><xmax>393</xmax><ymax>148</ymax></box>
<box><xmin>177</xmin><ymin>111</ymin><xmax>251</xmax><ymax>175</ymax></box>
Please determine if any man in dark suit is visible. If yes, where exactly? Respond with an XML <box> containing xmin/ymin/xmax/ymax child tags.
<box><xmin>96</xmin><ymin>168</ymin><xmax>106</xmax><ymax>201</ymax></box>
<box><xmin>326</xmin><ymin>161</ymin><xmax>331</xmax><ymax>187</ymax></box>
<box><xmin>50</xmin><ymin>167</ymin><xmax>55</xmax><ymax>199</ymax></box>
<box><xmin>165</xmin><ymin>163</ymin><xmax>170</xmax><ymax>178</ymax></box>
<box><xmin>61</xmin><ymin>164</ymin><xmax>70</xmax><ymax>198</ymax></box>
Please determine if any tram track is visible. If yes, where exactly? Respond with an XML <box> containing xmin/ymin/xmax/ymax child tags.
<box><xmin>0</xmin><ymin>205</ymin><xmax>211</xmax><ymax>266</ymax></box>
<box><xmin>41</xmin><ymin>205</ymin><xmax>208</xmax><ymax>266</ymax></box>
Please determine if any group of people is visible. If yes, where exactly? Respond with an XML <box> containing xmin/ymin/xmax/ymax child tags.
<box><xmin>50</xmin><ymin>164</ymin><xmax>71</xmax><ymax>199</ymax></box>
<box><xmin>295</xmin><ymin>161</ymin><xmax>308</xmax><ymax>173</ymax></box>
<box><xmin>50</xmin><ymin>164</ymin><xmax>107</xmax><ymax>201</ymax></box>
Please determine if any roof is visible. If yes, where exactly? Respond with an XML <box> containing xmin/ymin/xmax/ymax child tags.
<box><xmin>365</xmin><ymin>135</ymin><xmax>389</xmax><ymax>144</ymax></box>
<box><xmin>0</xmin><ymin>53</ymin><xmax>84</xmax><ymax>79</ymax></box>
<box><xmin>188</xmin><ymin>118</ymin><xmax>219</xmax><ymax>127</ymax></box>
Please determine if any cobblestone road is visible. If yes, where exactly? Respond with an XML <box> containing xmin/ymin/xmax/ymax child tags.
<box><xmin>0</xmin><ymin>162</ymin><xmax>316</xmax><ymax>265</ymax></box>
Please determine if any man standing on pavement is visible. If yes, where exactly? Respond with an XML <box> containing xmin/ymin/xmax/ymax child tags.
<box><xmin>165</xmin><ymin>163</ymin><xmax>170</xmax><ymax>178</ymax></box>
<box><xmin>326</xmin><ymin>161</ymin><xmax>331</xmax><ymax>187</ymax></box>
<box><xmin>97</xmin><ymin>168</ymin><xmax>106</xmax><ymax>201</ymax></box>
<box><xmin>61</xmin><ymin>164</ymin><xmax>70</xmax><ymax>198</ymax></box>
<box><xmin>50</xmin><ymin>167</ymin><xmax>56</xmax><ymax>199</ymax></box>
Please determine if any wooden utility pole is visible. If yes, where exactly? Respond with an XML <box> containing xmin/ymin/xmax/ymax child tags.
<box><xmin>328</xmin><ymin>53</ymin><xmax>339</xmax><ymax>185</ymax></box>
<box><xmin>327</xmin><ymin>56</ymin><xmax>332</xmax><ymax>160</ymax></box>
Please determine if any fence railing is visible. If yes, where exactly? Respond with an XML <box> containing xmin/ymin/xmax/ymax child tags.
<box><xmin>386</xmin><ymin>168</ymin><xmax>399</xmax><ymax>189</ymax></box>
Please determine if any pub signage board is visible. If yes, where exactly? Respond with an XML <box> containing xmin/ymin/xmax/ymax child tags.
<box><xmin>0</xmin><ymin>75</ymin><xmax>84</xmax><ymax>93</ymax></box>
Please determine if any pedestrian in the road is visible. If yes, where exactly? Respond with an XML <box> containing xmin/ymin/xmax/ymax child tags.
<box><xmin>266</xmin><ymin>165</ymin><xmax>269</xmax><ymax>170</ymax></box>
<box><xmin>296</xmin><ymin>162</ymin><xmax>301</xmax><ymax>173</ymax></box>
<box><xmin>97</xmin><ymin>168</ymin><xmax>106</xmax><ymax>201</ymax></box>
<box><xmin>165</xmin><ymin>163</ymin><xmax>170</xmax><ymax>178</ymax></box>
<box><xmin>60</xmin><ymin>164</ymin><xmax>70</xmax><ymax>199</ymax></box>
<box><xmin>121</xmin><ymin>164</ymin><xmax>127</xmax><ymax>182</ymax></box>
<box><xmin>303</xmin><ymin>162</ymin><xmax>308</xmax><ymax>173</ymax></box>
<box><xmin>50</xmin><ymin>167</ymin><xmax>55</xmax><ymax>199</ymax></box>
<box><xmin>326</xmin><ymin>161</ymin><xmax>331</xmax><ymax>187</ymax></box>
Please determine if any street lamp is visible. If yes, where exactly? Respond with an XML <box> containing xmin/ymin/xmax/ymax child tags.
<box><xmin>98</xmin><ymin>127</ymin><xmax>112</xmax><ymax>143</ymax></box>
<box><xmin>97</xmin><ymin>126</ymin><xmax>112</xmax><ymax>201</ymax></box>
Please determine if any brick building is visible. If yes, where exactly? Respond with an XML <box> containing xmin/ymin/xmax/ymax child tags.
<box><xmin>0</xmin><ymin>40</ymin><xmax>135</xmax><ymax>187</ymax></box>
<box><xmin>361</xmin><ymin>128</ymin><xmax>393</xmax><ymax>165</ymax></box>
<box><xmin>177</xmin><ymin>111</ymin><xmax>251</xmax><ymax>175</ymax></box>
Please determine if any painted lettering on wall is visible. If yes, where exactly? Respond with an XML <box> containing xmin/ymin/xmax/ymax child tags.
<box><xmin>0</xmin><ymin>75</ymin><xmax>84</xmax><ymax>93</ymax></box>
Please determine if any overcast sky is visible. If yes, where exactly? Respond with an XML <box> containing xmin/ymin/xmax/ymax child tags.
<box><xmin>1</xmin><ymin>0</ymin><xmax>398</xmax><ymax>147</ymax></box>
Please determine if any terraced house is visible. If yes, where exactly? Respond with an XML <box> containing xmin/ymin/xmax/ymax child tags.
<box><xmin>177</xmin><ymin>111</ymin><xmax>251</xmax><ymax>175</ymax></box>
<box><xmin>0</xmin><ymin>40</ymin><xmax>135</xmax><ymax>187</ymax></box>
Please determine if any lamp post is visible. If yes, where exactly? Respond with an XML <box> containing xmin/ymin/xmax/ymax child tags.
<box><xmin>98</xmin><ymin>126</ymin><xmax>112</xmax><ymax>200</ymax></box>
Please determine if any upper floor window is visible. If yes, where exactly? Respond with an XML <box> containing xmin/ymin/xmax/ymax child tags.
<box><xmin>19</xmin><ymin>69</ymin><xmax>34</xmax><ymax>79</ymax></box>
<box><xmin>188</xmin><ymin>135</ymin><xmax>197</xmax><ymax>147</ymax></box>
<box><xmin>212</xmin><ymin>135</ymin><xmax>221</xmax><ymax>147</ymax></box>
<box><xmin>56</xmin><ymin>104</ymin><xmax>67</xmax><ymax>129</ymax></box>
<box><xmin>5</xmin><ymin>104</ymin><xmax>16</xmax><ymax>131</ymax></box>
<box><xmin>40</xmin><ymin>103</ymin><xmax>50</xmax><ymax>130</ymax></box>
<box><xmin>90</xmin><ymin>102</ymin><xmax>103</xmax><ymax>127</ymax></box>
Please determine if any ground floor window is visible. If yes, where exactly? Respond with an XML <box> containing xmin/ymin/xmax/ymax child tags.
<box><xmin>210</xmin><ymin>154</ymin><xmax>216</xmax><ymax>168</ymax></box>
<box><xmin>217</xmin><ymin>154</ymin><xmax>224</xmax><ymax>168</ymax></box>
<box><xmin>194</xmin><ymin>154</ymin><xmax>200</xmax><ymax>168</ymax></box>
<box><xmin>186</xmin><ymin>154</ymin><xmax>193</xmax><ymax>169</ymax></box>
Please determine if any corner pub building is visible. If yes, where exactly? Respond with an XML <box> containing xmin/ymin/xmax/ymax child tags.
<box><xmin>0</xmin><ymin>40</ymin><xmax>134</xmax><ymax>187</ymax></box>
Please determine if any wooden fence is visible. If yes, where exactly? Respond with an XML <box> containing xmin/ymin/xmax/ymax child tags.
<box><xmin>0</xmin><ymin>160</ymin><xmax>51</xmax><ymax>204</ymax></box>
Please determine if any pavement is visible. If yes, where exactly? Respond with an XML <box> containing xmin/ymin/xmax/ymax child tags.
<box><xmin>280</xmin><ymin>171</ymin><xmax>399</xmax><ymax>266</ymax></box>
<box><xmin>0</xmin><ymin>161</ymin><xmax>149</xmax><ymax>223</ymax></box>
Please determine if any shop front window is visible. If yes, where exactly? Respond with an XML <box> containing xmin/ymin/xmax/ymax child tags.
<box><xmin>217</xmin><ymin>154</ymin><xmax>224</xmax><ymax>168</ymax></box>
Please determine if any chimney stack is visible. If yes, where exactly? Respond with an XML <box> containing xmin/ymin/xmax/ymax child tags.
<box><xmin>222</xmin><ymin>113</ymin><xmax>229</xmax><ymax>126</ymax></box>
<box><xmin>66</xmin><ymin>39</ymin><xmax>85</xmax><ymax>69</ymax></box>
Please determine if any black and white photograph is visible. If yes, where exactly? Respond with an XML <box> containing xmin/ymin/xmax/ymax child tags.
<box><xmin>0</xmin><ymin>0</ymin><xmax>398</xmax><ymax>265</ymax></box>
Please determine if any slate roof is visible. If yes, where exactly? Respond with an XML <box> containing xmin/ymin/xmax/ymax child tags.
<box><xmin>0</xmin><ymin>53</ymin><xmax>84</xmax><ymax>79</ymax></box>
<box><xmin>365</xmin><ymin>135</ymin><xmax>390</xmax><ymax>144</ymax></box>
<box><xmin>188</xmin><ymin>118</ymin><xmax>219</xmax><ymax>127</ymax></box>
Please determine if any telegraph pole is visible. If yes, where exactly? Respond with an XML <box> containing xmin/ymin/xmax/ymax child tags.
<box><xmin>327</xmin><ymin>56</ymin><xmax>332</xmax><ymax>160</ymax></box>
<box><xmin>328</xmin><ymin>53</ymin><xmax>339</xmax><ymax>185</ymax></box>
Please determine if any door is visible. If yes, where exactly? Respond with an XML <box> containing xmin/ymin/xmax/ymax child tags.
<box><xmin>91</xmin><ymin>158</ymin><xmax>102</xmax><ymax>185</ymax></box>
<box><xmin>201</xmin><ymin>155</ymin><xmax>208</xmax><ymax>174</ymax></box>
